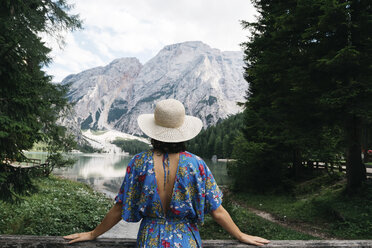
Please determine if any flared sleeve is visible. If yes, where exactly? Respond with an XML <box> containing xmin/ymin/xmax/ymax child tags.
<box><xmin>200</xmin><ymin>160</ymin><xmax>223</xmax><ymax>214</ymax></box>
<box><xmin>114</xmin><ymin>155</ymin><xmax>142</xmax><ymax>222</ymax></box>
<box><xmin>187</xmin><ymin>154</ymin><xmax>223</xmax><ymax>224</ymax></box>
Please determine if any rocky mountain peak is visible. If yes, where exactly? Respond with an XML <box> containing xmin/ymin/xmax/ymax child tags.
<box><xmin>161</xmin><ymin>41</ymin><xmax>213</xmax><ymax>52</ymax></box>
<box><xmin>62</xmin><ymin>41</ymin><xmax>247</xmax><ymax>136</ymax></box>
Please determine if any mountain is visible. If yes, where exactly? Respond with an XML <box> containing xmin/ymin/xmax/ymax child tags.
<box><xmin>81</xmin><ymin>129</ymin><xmax>149</xmax><ymax>154</ymax></box>
<box><xmin>62</xmin><ymin>41</ymin><xmax>247</xmax><ymax>136</ymax></box>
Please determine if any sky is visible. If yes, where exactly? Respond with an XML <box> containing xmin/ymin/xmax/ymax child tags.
<box><xmin>44</xmin><ymin>0</ymin><xmax>257</xmax><ymax>82</ymax></box>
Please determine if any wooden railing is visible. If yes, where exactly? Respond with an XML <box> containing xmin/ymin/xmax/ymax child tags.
<box><xmin>302</xmin><ymin>161</ymin><xmax>372</xmax><ymax>177</ymax></box>
<box><xmin>0</xmin><ymin>235</ymin><xmax>371</xmax><ymax>247</ymax></box>
<box><xmin>2</xmin><ymin>158</ymin><xmax>51</xmax><ymax>176</ymax></box>
<box><xmin>3</xmin><ymin>158</ymin><xmax>43</xmax><ymax>168</ymax></box>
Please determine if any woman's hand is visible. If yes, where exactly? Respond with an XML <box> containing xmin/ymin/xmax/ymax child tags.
<box><xmin>63</xmin><ymin>231</ymin><xmax>96</xmax><ymax>244</ymax></box>
<box><xmin>63</xmin><ymin>203</ymin><xmax>123</xmax><ymax>244</ymax></box>
<box><xmin>211</xmin><ymin>205</ymin><xmax>270</xmax><ymax>246</ymax></box>
<box><xmin>238</xmin><ymin>233</ymin><xmax>270</xmax><ymax>246</ymax></box>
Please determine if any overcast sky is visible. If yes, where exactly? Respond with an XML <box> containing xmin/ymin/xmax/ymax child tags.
<box><xmin>44</xmin><ymin>0</ymin><xmax>257</xmax><ymax>82</ymax></box>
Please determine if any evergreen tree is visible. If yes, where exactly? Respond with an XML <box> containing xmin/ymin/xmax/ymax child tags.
<box><xmin>187</xmin><ymin>113</ymin><xmax>244</xmax><ymax>159</ymax></box>
<box><xmin>207</xmin><ymin>130</ymin><xmax>216</xmax><ymax>158</ymax></box>
<box><xmin>238</xmin><ymin>0</ymin><xmax>326</xmax><ymax>191</ymax></box>
<box><xmin>238</xmin><ymin>0</ymin><xmax>371</xmax><ymax>192</ymax></box>
<box><xmin>304</xmin><ymin>0</ymin><xmax>372</xmax><ymax>191</ymax></box>
<box><xmin>112</xmin><ymin>139</ymin><xmax>151</xmax><ymax>155</ymax></box>
<box><xmin>222</xmin><ymin>134</ymin><xmax>230</xmax><ymax>158</ymax></box>
<box><xmin>0</xmin><ymin>0</ymin><xmax>81</xmax><ymax>200</ymax></box>
<box><xmin>214</xmin><ymin>136</ymin><xmax>223</xmax><ymax>158</ymax></box>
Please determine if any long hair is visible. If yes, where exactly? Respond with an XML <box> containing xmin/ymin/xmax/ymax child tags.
<box><xmin>151</xmin><ymin>139</ymin><xmax>186</xmax><ymax>154</ymax></box>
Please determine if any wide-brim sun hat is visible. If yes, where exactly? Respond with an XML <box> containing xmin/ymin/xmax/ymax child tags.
<box><xmin>137</xmin><ymin>99</ymin><xmax>203</xmax><ymax>143</ymax></box>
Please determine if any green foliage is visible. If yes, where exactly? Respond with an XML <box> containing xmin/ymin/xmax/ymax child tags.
<box><xmin>235</xmin><ymin>175</ymin><xmax>372</xmax><ymax>239</ymax></box>
<box><xmin>30</xmin><ymin>142</ymin><xmax>49</xmax><ymax>152</ymax></box>
<box><xmin>76</xmin><ymin>143</ymin><xmax>103</xmax><ymax>153</ymax></box>
<box><xmin>187</xmin><ymin>113</ymin><xmax>244</xmax><ymax>159</ymax></box>
<box><xmin>293</xmin><ymin>172</ymin><xmax>343</xmax><ymax>195</ymax></box>
<box><xmin>235</xmin><ymin>0</ymin><xmax>372</xmax><ymax>192</ymax></box>
<box><xmin>199</xmin><ymin>193</ymin><xmax>316</xmax><ymax>240</ymax></box>
<box><xmin>0</xmin><ymin>176</ymin><xmax>112</xmax><ymax>235</ymax></box>
<box><xmin>112</xmin><ymin>139</ymin><xmax>151</xmax><ymax>155</ymax></box>
<box><xmin>0</xmin><ymin>166</ymin><xmax>38</xmax><ymax>203</ymax></box>
<box><xmin>44</xmin><ymin>153</ymin><xmax>76</xmax><ymax>176</ymax></box>
<box><xmin>0</xmin><ymin>0</ymin><xmax>81</xmax><ymax>201</ymax></box>
<box><xmin>228</xmin><ymin>133</ymin><xmax>291</xmax><ymax>193</ymax></box>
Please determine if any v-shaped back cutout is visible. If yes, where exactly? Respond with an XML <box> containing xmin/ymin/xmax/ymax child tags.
<box><xmin>152</xmin><ymin>151</ymin><xmax>180</xmax><ymax>217</ymax></box>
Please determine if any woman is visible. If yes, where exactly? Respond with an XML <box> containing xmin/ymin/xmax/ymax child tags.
<box><xmin>64</xmin><ymin>99</ymin><xmax>270</xmax><ymax>247</ymax></box>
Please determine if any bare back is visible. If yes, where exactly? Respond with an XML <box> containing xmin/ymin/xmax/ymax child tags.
<box><xmin>153</xmin><ymin>152</ymin><xmax>180</xmax><ymax>216</ymax></box>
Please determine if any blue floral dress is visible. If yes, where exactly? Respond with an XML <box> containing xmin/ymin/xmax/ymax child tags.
<box><xmin>115</xmin><ymin>150</ymin><xmax>223</xmax><ymax>248</ymax></box>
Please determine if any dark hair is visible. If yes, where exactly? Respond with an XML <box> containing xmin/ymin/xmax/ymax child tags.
<box><xmin>151</xmin><ymin>139</ymin><xmax>186</xmax><ymax>154</ymax></box>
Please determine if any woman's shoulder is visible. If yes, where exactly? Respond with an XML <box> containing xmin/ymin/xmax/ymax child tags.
<box><xmin>127</xmin><ymin>150</ymin><xmax>153</xmax><ymax>169</ymax></box>
<box><xmin>131</xmin><ymin>150</ymin><xmax>152</xmax><ymax>159</ymax></box>
<box><xmin>180</xmin><ymin>151</ymin><xmax>205</xmax><ymax>165</ymax></box>
<box><xmin>130</xmin><ymin>150</ymin><xmax>206</xmax><ymax>166</ymax></box>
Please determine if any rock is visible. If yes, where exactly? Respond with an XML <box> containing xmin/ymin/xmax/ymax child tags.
<box><xmin>60</xmin><ymin>41</ymin><xmax>247</xmax><ymax>136</ymax></box>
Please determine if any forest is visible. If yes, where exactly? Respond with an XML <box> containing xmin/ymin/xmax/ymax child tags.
<box><xmin>187</xmin><ymin>113</ymin><xmax>244</xmax><ymax>159</ymax></box>
<box><xmin>230</xmin><ymin>0</ymin><xmax>371</xmax><ymax>193</ymax></box>
<box><xmin>1</xmin><ymin>0</ymin><xmax>372</xmax><ymax>241</ymax></box>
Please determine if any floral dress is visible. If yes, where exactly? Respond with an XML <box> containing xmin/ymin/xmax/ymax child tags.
<box><xmin>115</xmin><ymin>150</ymin><xmax>223</xmax><ymax>248</ymax></box>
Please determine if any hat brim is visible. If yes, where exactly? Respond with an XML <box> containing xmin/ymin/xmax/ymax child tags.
<box><xmin>137</xmin><ymin>114</ymin><xmax>203</xmax><ymax>143</ymax></box>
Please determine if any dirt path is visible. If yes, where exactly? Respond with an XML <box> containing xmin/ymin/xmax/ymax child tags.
<box><xmin>242</xmin><ymin>203</ymin><xmax>332</xmax><ymax>239</ymax></box>
<box><xmin>223</xmin><ymin>190</ymin><xmax>335</xmax><ymax>239</ymax></box>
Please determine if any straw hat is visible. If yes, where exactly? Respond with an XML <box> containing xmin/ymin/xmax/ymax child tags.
<box><xmin>137</xmin><ymin>99</ymin><xmax>203</xmax><ymax>143</ymax></box>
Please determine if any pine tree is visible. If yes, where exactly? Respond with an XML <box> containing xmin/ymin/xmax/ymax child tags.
<box><xmin>304</xmin><ymin>0</ymin><xmax>372</xmax><ymax>191</ymax></box>
<box><xmin>238</xmin><ymin>0</ymin><xmax>371</xmax><ymax>192</ymax></box>
<box><xmin>214</xmin><ymin>136</ymin><xmax>223</xmax><ymax>158</ymax></box>
<box><xmin>187</xmin><ymin>113</ymin><xmax>244</xmax><ymax>159</ymax></box>
<box><xmin>222</xmin><ymin>135</ymin><xmax>230</xmax><ymax>158</ymax></box>
<box><xmin>0</xmin><ymin>0</ymin><xmax>81</xmax><ymax>200</ymax></box>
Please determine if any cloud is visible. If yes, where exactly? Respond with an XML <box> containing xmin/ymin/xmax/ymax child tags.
<box><xmin>45</xmin><ymin>33</ymin><xmax>106</xmax><ymax>81</ymax></box>
<box><xmin>45</xmin><ymin>0</ymin><xmax>257</xmax><ymax>82</ymax></box>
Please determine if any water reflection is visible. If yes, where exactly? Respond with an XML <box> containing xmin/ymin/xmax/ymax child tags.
<box><xmin>25</xmin><ymin>151</ymin><xmax>231</xmax><ymax>238</ymax></box>
<box><xmin>57</xmin><ymin>154</ymin><xmax>129</xmax><ymax>179</ymax></box>
<box><xmin>26</xmin><ymin>152</ymin><xmax>231</xmax><ymax>198</ymax></box>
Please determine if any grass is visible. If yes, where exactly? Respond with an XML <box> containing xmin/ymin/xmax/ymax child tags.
<box><xmin>0</xmin><ymin>175</ymin><xmax>315</xmax><ymax>240</ymax></box>
<box><xmin>2</xmin><ymin>170</ymin><xmax>370</xmax><ymax>240</ymax></box>
<box><xmin>233</xmin><ymin>173</ymin><xmax>372</xmax><ymax>239</ymax></box>
<box><xmin>199</xmin><ymin>194</ymin><xmax>316</xmax><ymax>240</ymax></box>
<box><xmin>29</xmin><ymin>141</ymin><xmax>49</xmax><ymax>152</ymax></box>
<box><xmin>0</xmin><ymin>175</ymin><xmax>112</xmax><ymax>236</ymax></box>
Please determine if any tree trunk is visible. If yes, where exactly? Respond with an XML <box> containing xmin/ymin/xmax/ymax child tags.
<box><xmin>363</xmin><ymin>149</ymin><xmax>368</xmax><ymax>163</ymax></box>
<box><xmin>345</xmin><ymin>115</ymin><xmax>366</xmax><ymax>192</ymax></box>
<box><xmin>292</xmin><ymin>148</ymin><xmax>302</xmax><ymax>179</ymax></box>
<box><xmin>361</xmin><ymin>125</ymin><xmax>369</xmax><ymax>163</ymax></box>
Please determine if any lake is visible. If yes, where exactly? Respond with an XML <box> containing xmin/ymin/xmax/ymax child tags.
<box><xmin>25</xmin><ymin>151</ymin><xmax>231</xmax><ymax>238</ymax></box>
<box><xmin>25</xmin><ymin>151</ymin><xmax>231</xmax><ymax>199</ymax></box>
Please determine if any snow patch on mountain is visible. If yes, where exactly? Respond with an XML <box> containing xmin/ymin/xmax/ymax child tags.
<box><xmin>82</xmin><ymin>129</ymin><xmax>149</xmax><ymax>154</ymax></box>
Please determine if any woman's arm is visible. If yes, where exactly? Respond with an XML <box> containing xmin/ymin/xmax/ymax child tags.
<box><xmin>211</xmin><ymin>205</ymin><xmax>270</xmax><ymax>246</ymax></box>
<box><xmin>63</xmin><ymin>202</ymin><xmax>123</xmax><ymax>244</ymax></box>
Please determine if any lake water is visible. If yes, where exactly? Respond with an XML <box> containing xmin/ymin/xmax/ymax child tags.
<box><xmin>26</xmin><ymin>152</ymin><xmax>231</xmax><ymax>198</ymax></box>
<box><xmin>25</xmin><ymin>152</ymin><xmax>231</xmax><ymax>238</ymax></box>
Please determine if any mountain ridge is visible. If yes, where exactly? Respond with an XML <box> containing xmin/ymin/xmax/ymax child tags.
<box><xmin>61</xmin><ymin>41</ymin><xmax>247</xmax><ymax>136</ymax></box>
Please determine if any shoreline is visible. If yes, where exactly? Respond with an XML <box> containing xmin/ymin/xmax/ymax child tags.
<box><xmin>53</xmin><ymin>175</ymin><xmax>140</xmax><ymax>239</ymax></box>
<box><xmin>0</xmin><ymin>175</ymin><xmax>139</xmax><ymax>238</ymax></box>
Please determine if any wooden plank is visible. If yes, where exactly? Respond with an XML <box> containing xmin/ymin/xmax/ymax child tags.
<box><xmin>4</xmin><ymin>158</ymin><xmax>43</xmax><ymax>169</ymax></box>
<box><xmin>1</xmin><ymin>235</ymin><xmax>372</xmax><ymax>248</ymax></box>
